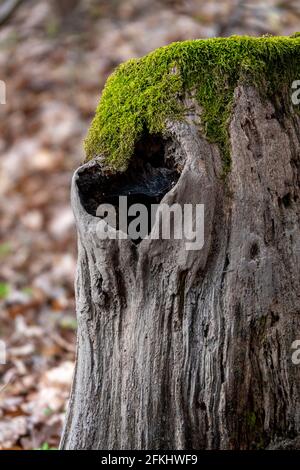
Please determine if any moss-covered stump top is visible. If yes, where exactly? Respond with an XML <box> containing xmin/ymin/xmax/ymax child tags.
<box><xmin>85</xmin><ymin>35</ymin><xmax>300</xmax><ymax>171</ymax></box>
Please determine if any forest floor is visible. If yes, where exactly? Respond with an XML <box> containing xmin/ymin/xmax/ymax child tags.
<box><xmin>0</xmin><ymin>0</ymin><xmax>298</xmax><ymax>450</ymax></box>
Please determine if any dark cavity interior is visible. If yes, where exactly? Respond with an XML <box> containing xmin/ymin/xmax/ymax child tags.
<box><xmin>77</xmin><ymin>133</ymin><xmax>183</xmax><ymax>242</ymax></box>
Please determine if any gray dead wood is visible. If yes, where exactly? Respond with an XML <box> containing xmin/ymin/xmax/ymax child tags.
<box><xmin>61</xmin><ymin>86</ymin><xmax>300</xmax><ymax>450</ymax></box>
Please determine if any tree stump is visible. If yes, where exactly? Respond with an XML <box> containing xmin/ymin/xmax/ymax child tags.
<box><xmin>61</xmin><ymin>36</ymin><xmax>300</xmax><ymax>450</ymax></box>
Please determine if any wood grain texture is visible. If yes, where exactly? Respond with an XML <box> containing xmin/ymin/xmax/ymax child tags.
<box><xmin>61</xmin><ymin>86</ymin><xmax>300</xmax><ymax>449</ymax></box>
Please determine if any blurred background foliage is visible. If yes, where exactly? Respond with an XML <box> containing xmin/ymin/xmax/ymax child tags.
<box><xmin>0</xmin><ymin>0</ymin><xmax>299</xmax><ymax>450</ymax></box>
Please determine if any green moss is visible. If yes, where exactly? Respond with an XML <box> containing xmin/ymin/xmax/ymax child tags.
<box><xmin>246</xmin><ymin>411</ymin><xmax>257</xmax><ymax>429</ymax></box>
<box><xmin>85</xmin><ymin>35</ymin><xmax>300</xmax><ymax>172</ymax></box>
<box><xmin>245</xmin><ymin>410</ymin><xmax>269</xmax><ymax>449</ymax></box>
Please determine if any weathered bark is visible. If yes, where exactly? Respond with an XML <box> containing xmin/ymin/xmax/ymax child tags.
<box><xmin>61</xmin><ymin>85</ymin><xmax>300</xmax><ymax>450</ymax></box>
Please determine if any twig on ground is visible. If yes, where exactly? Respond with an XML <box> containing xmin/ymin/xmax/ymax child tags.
<box><xmin>0</xmin><ymin>0</ymin><xmax>23</xmax><ymax>27</ymax></box>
